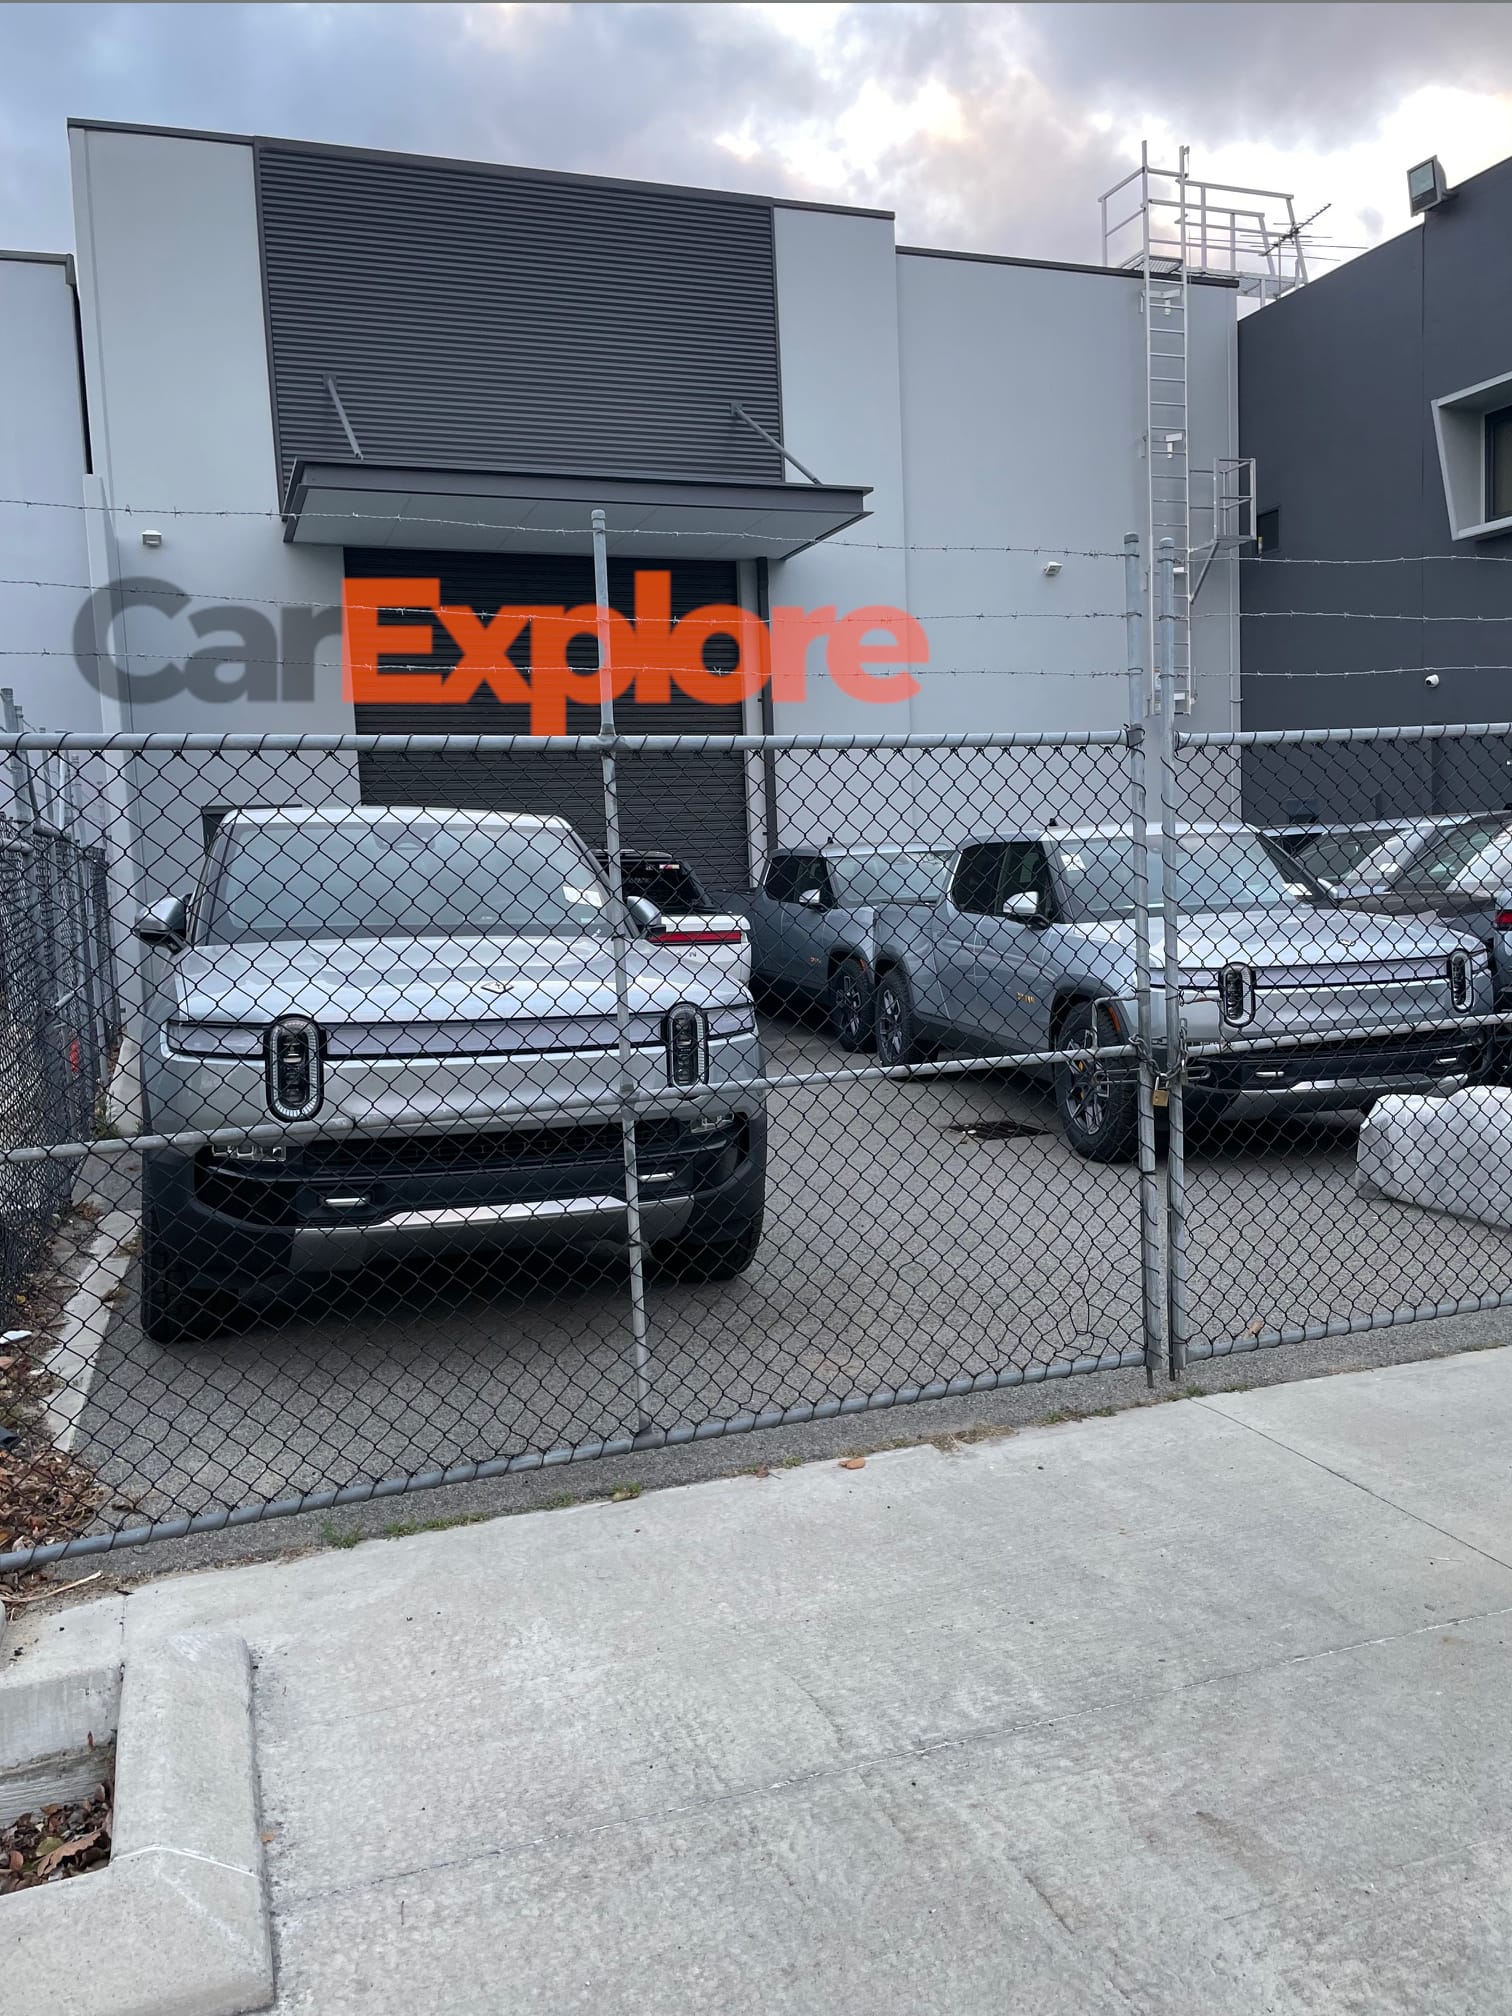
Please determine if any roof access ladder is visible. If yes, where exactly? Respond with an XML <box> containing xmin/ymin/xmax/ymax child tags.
<box><xmin>1102</xmin><ymin>147</ymin><xmax>1314</xmax><ymax>712</ymax></box>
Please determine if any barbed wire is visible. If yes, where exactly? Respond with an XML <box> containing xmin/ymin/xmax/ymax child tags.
<box><xmin>0</xmin><ymin>496</ymin><xmax>1131</xmax><ymax>559</ymax></box>
<box><xmin>0</xmin><ymin>645</ymin><xmax>1137</xmax><ymax>679</ymax></box>
<box><xmin>0</xmin><ymin>577</ymin><xmax>1139</xmax><ymax>621</ymax></box>
<box><xmin>1244</xmin><ymin>662</ymin><xmax>1512</xmax><ymax>680</ymax></box>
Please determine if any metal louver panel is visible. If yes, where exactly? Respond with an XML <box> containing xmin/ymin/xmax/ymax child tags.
<box><xmin>256</xmin><ymin>142</ymin><xmax>785</xmax><ymax>493</ymax></box>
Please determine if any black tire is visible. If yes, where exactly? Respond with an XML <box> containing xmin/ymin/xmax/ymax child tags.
<box><xmin>828</xmin><ymin>958</ymin><xmax>873</xmax><ymax>1052</ymax></box>
<box><xmin>1054</xmin><ymin>1001</ymin><xmax>1139</xmax><ymax>1163</ymax></box>
<box><xmin>656</xmin><ymin>1212</ymin><xmax>763</xmax><ymax>1284</ymax></box>
<box><xmin>139</xmin><ymin>1220</ymin><xmax>223</xmax><ymax>1346</ymax></box>
<box><xmin>873</xmin><ymin>968</ymin><xmax>932</xmax><ymax>1068</ymax></box>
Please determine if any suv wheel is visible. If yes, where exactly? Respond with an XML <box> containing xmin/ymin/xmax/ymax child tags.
<box><xmin>1054</xmin><ymin>1001</ymin><xmax>1138</xmax><ymax>1163</ymax></box>
<box><xmin>874</xmin><ymin>970</ymin><xmax>931</xmax><ymax>1068</ymax></box>
<box><xmin>828</xmin><ymin>959</ymin><xmax>872</xmax><ymax>1052</ymax></box>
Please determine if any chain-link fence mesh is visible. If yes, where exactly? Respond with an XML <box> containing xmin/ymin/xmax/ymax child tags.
<box><xmin>0</xmin><ymin>803</ymin><xmax>117</xmax><ymax>1311</ymax></box>
<box><xmin>1</xmin><ymin>728</ymin><xmax>1161</xmax><ymax>1571</ymax></box>
<box><xmin>9</xmin><ymin>714</ymin><xmax>1512</xmax><ymax>1569</ymax></box>
<box><xmin>1172</xmin><ymin>723</ymin><xmax>1512</xmax><ymax>1365</ymax></box>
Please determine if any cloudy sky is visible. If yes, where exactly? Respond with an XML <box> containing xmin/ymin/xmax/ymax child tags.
<box><xmin>2</xmin><ymin>2</ymin><xmax>1511</xmax><ymax>268</ymax></box>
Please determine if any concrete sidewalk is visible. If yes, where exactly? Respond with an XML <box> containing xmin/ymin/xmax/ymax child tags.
<box><xmin>14</xmin><ymin>1348</ymin><xmax>1512</xmax><ymax>2013</ymax></box>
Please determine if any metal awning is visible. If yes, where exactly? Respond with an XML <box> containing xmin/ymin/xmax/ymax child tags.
<box><xmin>281</xmin><ymin>461</ymin><xmax>871</xmax><ymax>561</ymax></box>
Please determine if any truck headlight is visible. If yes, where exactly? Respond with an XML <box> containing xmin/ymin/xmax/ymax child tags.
<box><xmin>166</xmin><ymin>1021</ymin><xmax>264</xmax><ymax>1057</ymax></box>
<box><xmin>1448</xmin><ymin>949</ymin><xmax>1475</xmax><ymax>1012</ymax></box>
<box><xmin>265</xmin><ymin>1015</ymin><xmax>324</xmax><ymax>1121</ymax></box>
<box><xmin>664</xmin><ymin>1004</ymin><xmax>709</xmax><ymax>1087</ymax></box>
<box><xmin>1218</xmin><ymin>964</ymin><xmax>1257</xmax><ymax>1027</ymax></box>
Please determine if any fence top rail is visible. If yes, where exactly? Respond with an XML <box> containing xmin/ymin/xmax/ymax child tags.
<box><xmin>0</xmin><ymin>727</ymin><xmax>1132</xmax><ymax>757</ymax></box>
<box><xmin>1179</xmin><ymin>720</ymin><xmax>1512</xmax><ymax>750</ymax></box>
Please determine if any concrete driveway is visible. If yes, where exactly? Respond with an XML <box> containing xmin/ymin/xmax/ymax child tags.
<box><xmin>65</xmin><ymin>1007</ymin><xmax>1512</xmax><ymax>1529</ymax></box>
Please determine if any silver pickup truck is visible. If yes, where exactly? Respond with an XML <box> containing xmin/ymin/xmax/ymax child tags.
<box><xmin>747</xmin><ymin>844</ymin><xmax>952</xmax><ymax>1048</ymax></box>
<box><xmin>132</xmin><ymin>806</ymin><xmax>766</xmax><ymax>1340</ymax></box>
<box><xmin>865</xmin><ymin>822</ymin><xmax>1491</xmax><ymax>1160</ymax></box>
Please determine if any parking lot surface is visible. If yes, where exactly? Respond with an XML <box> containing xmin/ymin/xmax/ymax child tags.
<box><xmin>69</xmin><ymin>1007</ymin><xmax>1512</xmax><ymax>1531</ymax></box>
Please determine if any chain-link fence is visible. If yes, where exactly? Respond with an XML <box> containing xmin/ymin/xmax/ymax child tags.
<box><xmin>1171</xmin><ymin>719</ymin><xmax>1512</xmax><ymax>1368</ymax></box>
<box><xmin>6</xmin><ymin>691</ymin><xmax>1512</xmax><ymax>1572</ymax></box>
<box><xmin>0</xmin><ymin>799</ymin><xmax>118</xmax><ymax>1313</ymax></box>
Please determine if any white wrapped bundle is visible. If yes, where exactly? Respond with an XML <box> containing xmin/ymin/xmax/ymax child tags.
<box><xmin>1357</xmin><ymin>1086</ymin><xmax>1512</xmax><ymax>1228</ymax></box>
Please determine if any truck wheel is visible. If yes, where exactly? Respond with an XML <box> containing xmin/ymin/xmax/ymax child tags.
<box><xmin>874</xmin><ymin>970</ymin><xmax>932</xmax><ymax>1068</ymax></box>
<box><xmin>656</xmin><ymin>1213</ymin><xmax>763</xmax><ymax>1284</ymax></box>
<box><xmin>139</xmin><ymin>1220</ymin><xmax>222</xmax><ymax>1347</ymax></box>
<box><xmin>1054</xmin><ymin>1001</ymin><xmax>1138</xmax><ymax>1163</ymax></box>
<box><xmin>828</xmin><ymin>959</ymin><xmax>872</xmax><ymax>1052</ymax></box>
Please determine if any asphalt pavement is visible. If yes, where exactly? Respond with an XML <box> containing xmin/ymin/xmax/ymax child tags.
<box><xmin>57</xmin><ymin>1002</ymin><xmax>1512</xmax><ymax>1578</ymax></box>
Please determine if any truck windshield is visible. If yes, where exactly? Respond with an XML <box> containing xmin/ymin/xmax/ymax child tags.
<box><xmin>200</xmin><ymin>820</ymin><xmax>614</xmax><ymax>944</ymax></box>
<box><xmin>1054</xmin><ymin>831</ymin><xmax>1317</xmax><ymax>921</ymax></box>
<box><xmin>830</xmin><ymin>852</ymin><xmax>952</xmax><ymax>907</ymax></box>
<box><xmin>1391</xmin><ymin>814</ymin><xmax>1512</xmax><ymax>890</ymax></box>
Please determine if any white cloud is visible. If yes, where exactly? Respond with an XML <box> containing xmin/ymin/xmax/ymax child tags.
<box><xmin>0</xmin><ymin>0</ymin><xmax>1507</xmax><ymax>274</ymax></box>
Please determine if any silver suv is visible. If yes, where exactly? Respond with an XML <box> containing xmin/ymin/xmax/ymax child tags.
<box><xmin>867</xmin><ymin>823</ymin><xmax>1492</xmax><ymax>1159</ymax></box>
<box><xmin>133</xmin><ymin>807</ymin><xmax>766</xmax><ymax>1340</ymax></box>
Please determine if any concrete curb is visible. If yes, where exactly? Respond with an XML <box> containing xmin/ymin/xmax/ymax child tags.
<box><xmin>0</xmin><ymin>1627</ymin><xmax>273</xmax><ymax>2016</ymax></box>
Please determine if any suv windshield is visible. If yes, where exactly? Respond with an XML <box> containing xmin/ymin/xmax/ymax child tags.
<box><xmin>200</xmin><ymin>819</ymin><xmax>613</xmax><ymax>944</ymax></box>
<box><xmin>1054</xmin><ymin>831</ymin><xmax>1317</xmax><ymax>921</ymax></box>
<box><xmin>830</xmin><ymin>852</ymin><xmax>951</xmax><ymax>907</ymax></box>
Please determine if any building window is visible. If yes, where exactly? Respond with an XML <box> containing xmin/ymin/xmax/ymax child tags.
<box><xmin>1433</xmin><ymin>371</ymin><xmax>1512</xmax><ymax>539</ymax></box>
<box><xmin>1486</xmin><ymin>406</ymin><xmax>1512</xmax><ymax>524</ymax></box>
<box><xmin>1256</xmin><ymin>508</ymin><xmax>1280</xmax><ymax>555</ymax></box>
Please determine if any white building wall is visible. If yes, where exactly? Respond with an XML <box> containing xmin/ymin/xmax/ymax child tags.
<box><xmin>767</xmin><ymin>234</ymin><xmax>1239</xmax><ymax>841</ymax></box>
<box><xmin>0</xmin><ymin>253</ymin><xmax>96</xmax><ymax>734</ymax></box>
<box><xmin>68</xmin><ymin>125</ymin><xmax>357</xmax><ymax>899</ymax></box>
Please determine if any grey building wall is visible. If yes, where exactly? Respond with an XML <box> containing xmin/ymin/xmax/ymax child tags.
<box><xmin>1238</xmin><ymin>153</ymin><xmax>1512</xmax><ymax>820</ymax></box>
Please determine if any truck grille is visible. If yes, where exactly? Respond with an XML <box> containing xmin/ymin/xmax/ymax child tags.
<box><xmin>324</xmin><ymin>1014</ymin><xmax>662</xmax><ymax>1057</ymax></box>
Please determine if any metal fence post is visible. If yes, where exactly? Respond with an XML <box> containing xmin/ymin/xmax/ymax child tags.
<box><xmin>591</xmin><ymin>508</ymin><xmax>655</xmax><ymax>1437</ymax></box>
<box><xmin>1124</xmin><ymin>533</ymin><xmax>1163</xmax><ymax>1387</ymax></box>
<box><xmin>1156</xmin><ymin>539</ymin><xmax>1191</xmax><ymax>1380</ymax></box>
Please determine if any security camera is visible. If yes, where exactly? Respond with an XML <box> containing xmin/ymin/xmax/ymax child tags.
<box><xmin>1425</xmin><ymin>673</ymin><xmax>1441</xmax><ymax>688</ymax></box>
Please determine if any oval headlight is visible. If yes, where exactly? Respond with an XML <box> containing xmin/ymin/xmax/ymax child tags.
<box><xmin>264</xmin><ymin>1015</ymin><xmax>324</xmax><ymax>1121</ymax></box>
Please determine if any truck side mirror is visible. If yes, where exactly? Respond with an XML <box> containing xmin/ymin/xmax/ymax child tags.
<box><xmin>797</xmin><ymin>888</ymin><xmax>826</xmax><ymax>910</ymax></box>
<box><xmin>626</xmin><ymin>894</ymin><xmax>663</xmax><ymax>937</ymax></box>
<box><xmin>1003</xmin><ymin>890</ymin><xmax>1042</xmax><ymax>923</ymax></box>
<box><xmin>134</xmin><ymin>895</ymin><xmax>188</xmax><ymax>952</ymax></box>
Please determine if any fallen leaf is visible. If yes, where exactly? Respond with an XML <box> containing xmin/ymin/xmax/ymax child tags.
<box><xmin>1245</xmin><ymin>1317</ymin><xmax>1265</xmax><ymax>1337</ymax></box>
<box><xmin>839</xmin><ymin>1456</ymin><xmax>866</xmax><ymax>1471</ymax></box>
<box><xmin>260</xmin><ymin>1829</ymin><xmax>278</xmax><ymax>1844</ymax></box>
<box><xmin>753</xmin><ymin>1464</ymin><xmax>770</xmax><ymax>1480</ymax></box>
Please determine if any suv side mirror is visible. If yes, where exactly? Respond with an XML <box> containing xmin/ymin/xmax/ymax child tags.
<box><xmin>1003</xmin><ymin>889</ymin><xmax>1042</xmax><ymax>923</ymax></box>
<box><xmin>797</xmin><ymin>888</ymin><xmax>826</xmax><ymax>910</ymax></box>
<box><xmin>134</xmin><ymin>895</ymin><xmax>188</xmax><ymax>952</ymax></box>
<box><xmin>626</xmin><ymin>894</ymin><xmax>663</xmax><ymax>936</ymax></box>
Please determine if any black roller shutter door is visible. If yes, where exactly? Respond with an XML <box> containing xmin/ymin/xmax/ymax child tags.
<box><xmin>347</xmin><ymin>551</ymin><xmax>751</xmax><ymax>900</ymax></box>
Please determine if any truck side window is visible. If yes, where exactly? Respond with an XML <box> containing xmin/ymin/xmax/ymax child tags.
<box><xmin>997</xmin><ymin>842</ymin><xmax>1055</xmax><ymax>917</ymax></box>
<box><xmin>952</xmin><ymin>844</ymin><xmax>1005</xmax><ymax>916</ymax></box>
<box><xmin>764</xmin><ymin>855</ymin><xmax>802</xmax><ymax>901</ymax></box>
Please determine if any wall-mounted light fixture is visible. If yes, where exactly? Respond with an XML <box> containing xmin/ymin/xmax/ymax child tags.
<box><xmin>1407</xmin><ymin>156</ymin><xmax>1450</xmax><ymax>216</ymax></box>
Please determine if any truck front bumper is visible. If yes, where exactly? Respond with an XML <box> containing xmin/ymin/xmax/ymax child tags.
<box><xmin>145</xmin><ymin>1109</ymin><xmax>766</xmax><ymax>1288</ymax></box>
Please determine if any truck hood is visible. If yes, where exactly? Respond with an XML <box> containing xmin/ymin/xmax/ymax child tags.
<box><xmin>172</xmin><ymin>935</ymin><xmax>748</xmax><ymax>1026</ymax></box>
<box><xmin>1074</xmin><ymin>903</ymin><xmax>1484</xmax><ymax>977</ymax></box>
